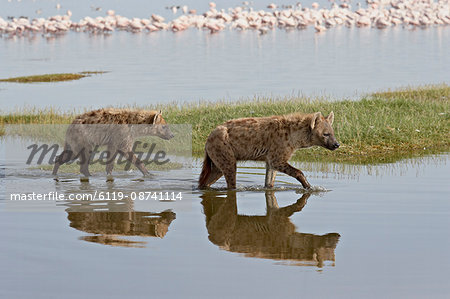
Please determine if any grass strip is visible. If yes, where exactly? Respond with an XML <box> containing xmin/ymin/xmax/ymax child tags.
<box><xmin>0</xmin><ymin>71</ymin><xmax>107</xmax><ymax>83</ymax></box>
<box><xmin>1</xmin><ymin>85</ymin><xmax>449</xmax><ymax>165</ymax></box>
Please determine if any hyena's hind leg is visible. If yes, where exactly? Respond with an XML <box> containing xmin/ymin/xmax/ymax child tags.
<box><xmin>206</xmin><ymin>129</ymin><xmax>237</xmax><ymax>189</ymax></box>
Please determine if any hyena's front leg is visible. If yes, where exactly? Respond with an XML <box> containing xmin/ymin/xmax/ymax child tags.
<box><xmin>106</xmin><ymin>161</ymin><xmax>114</xmax><ymax>176</ymax></box>
<box><xmin>264</xmin><ymin>162</ymin><xmax>277</xmax><ymax>188</ymax></box>
<box><xmin>125</xmin><ymin>151</ymin><xmax>150</xmax><ymax>176</ymax></box>
<box><xmin>105</xmin><ymin>146</ymin><xmax>117</xmax><ymax>181</ymax></box>
<box><xmin>265</xmin><ymin>191</ymin><xmax>310</xmax><ymax>217</ymax></box>
<box><xmin>275</xmin><ymin>193</ymin><xmax>310</xmax><ymax>217</ymax></box>
<box><xmin>79</xmin><ymin>148</ymin><xmax>92</xmax><ymax>178</ymax></box>
<box><xmin>272</xmin><ymin>162</ymin><xmax>311</xmax><ymax>189</ymax></box>
<box><xmin>265</xmin><ymin>191</ymin><xmax>279</xmax><ymax>210</ymax></box>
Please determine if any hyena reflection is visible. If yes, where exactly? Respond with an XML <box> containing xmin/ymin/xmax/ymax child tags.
<box><xmin>66</xmin><ymin>198</ymin><xmax>176</xmax><ymax>248</ymax></box>
<box><xmin>201</xmin><ymin>191</ymin><xmax>340</xmax><ymax>267</ymax></box>
<box><xmin>52</xmin><ymin>108</ymin><xmax>174</xmax><ymax>179</ymax></box>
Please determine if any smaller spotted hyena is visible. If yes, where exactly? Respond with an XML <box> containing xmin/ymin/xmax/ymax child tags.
<box><xmin>198</xmin><ymin>111</ymin><xmax>339</xmax><ymax>189</ymax></box>
<box><xmin>52</xmin><ymin>108</ymin><xmax>174</xmax><ymax>178</ymax></box>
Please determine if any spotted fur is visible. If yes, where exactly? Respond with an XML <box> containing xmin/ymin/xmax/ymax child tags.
<box><xmin>52</xmin><ymin>108</ymin><xmax>174</xmax><ymax>178</ymax></box>
<box><xmin>199</xmin><ymin>111</ymin><xmax>339</xmax><ymax>189</ymax></box>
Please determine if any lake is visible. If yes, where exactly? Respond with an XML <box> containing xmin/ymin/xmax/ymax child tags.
<box><xmin>0</xmin><ymin>134</ymin><xmax>449</xmax><ymax>297</ymax></box>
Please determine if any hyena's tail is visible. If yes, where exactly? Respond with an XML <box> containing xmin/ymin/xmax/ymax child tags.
<box><xmin>198</xmin><ymin>152</ymin><xmax>212</xmax><ymax>188</ymax></box>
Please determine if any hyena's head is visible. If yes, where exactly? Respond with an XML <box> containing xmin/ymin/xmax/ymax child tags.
<box><xmin>310</xmin><ymin>111</ymin><xmax>340</xmax><ymax>150</ymax></box>
<box><xmin>149</xmin><ymin>111</ymin><xmax>174</xmax><ymax>140</ymax></box>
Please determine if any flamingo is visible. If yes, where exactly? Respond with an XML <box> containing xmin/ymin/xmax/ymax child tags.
<box><xmin>0</xmin><ymin>0</ymin><xmax>449</xmax><ymax>37</ymax></box>
<box><xmin>314</xmin><ymin>20</ymin><xmax>327</xmax><ymax>32</ymax></box>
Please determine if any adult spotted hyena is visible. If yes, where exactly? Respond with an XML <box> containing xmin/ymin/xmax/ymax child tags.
<box><xmin>52</xmin><ymin>108</ymin><xmax>174</xmax><ymax>178</ymax></box>
<box><xmin>198</xmin><ymin>111</ymin><xmax>339</xmax><ymax>189</ymax></box>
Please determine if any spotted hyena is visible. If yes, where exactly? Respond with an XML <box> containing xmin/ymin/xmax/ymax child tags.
<box><xmin>52</xmin><ymin>108</ymin><xmax>174</xmax><ymax>178</ymax></box>
<box><xmin>198</xmin><ymin>111</ymin><xmax>339</xmax><ymax>189</ymax></box>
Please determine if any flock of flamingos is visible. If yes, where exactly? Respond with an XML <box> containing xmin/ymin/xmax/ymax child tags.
<box><xmin>1</xmin><ymin>0</ymin><xmax>449</xmax><ymax>37</ymax></box>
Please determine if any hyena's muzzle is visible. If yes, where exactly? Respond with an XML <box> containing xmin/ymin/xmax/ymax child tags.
<box><xmin>326</xmin><ymin>136</ymin><xmax>340</xmax><ymax>151</ymax></box>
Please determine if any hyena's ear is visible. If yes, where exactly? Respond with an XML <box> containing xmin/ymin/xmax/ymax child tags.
<box><xmin>153</xmin><ymin>110</ymin><xmax>162</xmax><ymax>124</ymax></box>
<box><xmin>310</xmin><ymin>112</ymin><xmax>322</xmax><ymax>130</ymax></box>
<box><xmin>326</xmin><ymin>111</ymin><xmax>334</xmax><ymax>125</ymax></box>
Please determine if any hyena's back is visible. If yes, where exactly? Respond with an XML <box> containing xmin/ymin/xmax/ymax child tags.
<box><xmin>65</xmin><ymin>108</ymin><xmax>164</xmax><ymax>149</ymax></box>
<box><xmin>72</xmin><ymin>108</ymin><xmax>161</xmax><ymax>125</ymax></box>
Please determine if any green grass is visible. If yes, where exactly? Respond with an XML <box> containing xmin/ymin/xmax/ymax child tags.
<box><xmin>1</xmin><ymin>85</ymin><xmax>449</xmax><ymax>165</ymax></box>
<box><xmin>0</xmin><ymin>71</ymin><xmax>107</xmax><ymax>83</ymax></box>
<box><xmin>0</xmin><ymin>108</ymin><xmax>73</xmax><ymax>125</ymax></box>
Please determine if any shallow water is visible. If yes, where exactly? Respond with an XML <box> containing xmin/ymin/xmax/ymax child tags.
<box><xmin>1</xmin><ymin>134</ymin><xmax>449</xmax><ymax>298</ymax></box>
<box><xmin>1</xmin><ymin>0</ymin><xmax>449</xmax><ymax>112</ymax></box>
